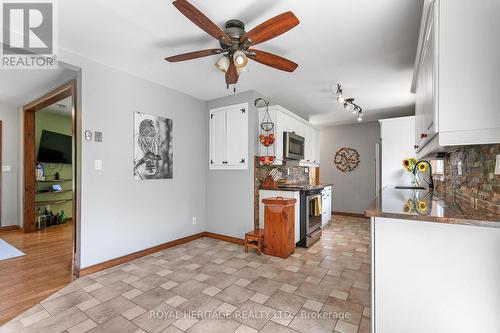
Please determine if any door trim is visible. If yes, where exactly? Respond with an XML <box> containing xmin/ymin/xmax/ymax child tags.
<box><xmin>22</xmin><ymin>79</ymin><xmax>79</xmax><ymax>274</ymax></box>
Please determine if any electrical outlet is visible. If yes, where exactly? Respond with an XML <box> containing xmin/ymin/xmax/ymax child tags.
<box><xmin>192</xmin><ymin>217</ymin><xmax>197</xmax><ymax>225</ymax></box>
<box><xmin>95</xmin><ymin>160</ymin><xmax>102</xmax><ymax>170</ymax></box>
<box><xmin>457</xmin><ymin>161</ymin><xmax>462</xmax><ymax>176</ymax></box>
<box><xmin>2</xmin><ymin>165</ymin><xmax>11</xmax><ymax>172</ymax></box>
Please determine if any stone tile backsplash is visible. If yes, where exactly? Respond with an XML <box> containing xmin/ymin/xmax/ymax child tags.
<box><xmin>436</xmin><ymin>144</ymin><xmax>500</xmax><ymax>214</ymax></box>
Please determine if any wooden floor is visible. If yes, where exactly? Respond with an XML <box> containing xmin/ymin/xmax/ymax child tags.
<box><xmin>0</xmin><ymin>221</ymin><xmax>75</xmax><ymax>325</ymax></box>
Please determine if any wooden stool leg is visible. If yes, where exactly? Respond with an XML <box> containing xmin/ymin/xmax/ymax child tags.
<box><xmin>257</xmin><ymin>237</ymin><xmax>261</xmax><ymax>256</ymax></box>
<box><xmin>244</xmin><ymin>237</ymin><xmax>248</xmax><ymax>253</ymax></box>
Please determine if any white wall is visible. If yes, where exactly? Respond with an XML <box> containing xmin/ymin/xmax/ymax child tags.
<box><xmin>379</xmin><ymin>116</ymin><xmax>416</xmax><ymax>188</ymax></box>
<box><xmin>0</xmin><ymin>104</ymin><xmax>19</xmax><ymax>226</ymax></box>
<box><xmin>60</xmin><ymin>50</ymin><xmax>207</xmax><ymax>268</ymax></box>
<box><xmin>319</xmin><ymin>121</ymin><xmax>380</xmax><ymax>214</ymax></box>
<box><xmin>205</xmin><ymin>91</ymin><xmax>262</xmax><ymax>239</ymax></box>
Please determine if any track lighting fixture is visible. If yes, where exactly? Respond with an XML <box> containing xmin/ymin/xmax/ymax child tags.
<box><xmin>335</xmin><ymin>83</ymin><xmax>364</xmax><ymax>121</ymax></box>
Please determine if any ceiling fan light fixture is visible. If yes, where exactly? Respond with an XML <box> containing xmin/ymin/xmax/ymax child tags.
<box><xmin>236</xmin><ymin>64</ymin><xmax>248</xmax><ymax>75</ymax></box>
<box><xmin>233</xmin><ymin>51</ymin><xmax>248</xmax><ymax>68</ymax></box>
<box><xmin>215</xmin><ymin>56</ymin><xmax>230</xmax><ymax>73</ymax></box>
<box><xmin>357</xmin><ymin>110</ymin><xmax>364</xmax><ymax>121</ymax></box>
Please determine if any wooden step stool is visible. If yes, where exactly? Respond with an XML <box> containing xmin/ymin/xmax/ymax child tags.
<box><xmin>244</xmin><ymin>229</ymin><xmax>264</xmax><ymax>255</ymax></box>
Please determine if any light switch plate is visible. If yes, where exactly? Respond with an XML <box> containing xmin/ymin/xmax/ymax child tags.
<box><xmin>495</xmin><ymin>155</ymin><xmax>500</xmax><ymax>175</ymax></box>
<box><xmin>94</xmin><ymin>131</ymin><xmax>103</xmax><ymax>142</ymax></box>
<box><xmin>2</xmin><ymin>165</ymin><xmax>11</xmax><ymax>172</ymax></box>
<box><xmin>94</xmin><ymin>160</ymin><xmax>102</xmax><ymax>170</ymax></box>
<box><xmin>457</xmin><ymin>161</ymin><xmax>463</xmax><ymax>176</ymax></box>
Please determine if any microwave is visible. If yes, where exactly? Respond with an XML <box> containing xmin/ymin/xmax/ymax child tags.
<box><xmin>283</xmin><ymin>132</ymin><xmax>305</xmax><ymax>160</ymax></box>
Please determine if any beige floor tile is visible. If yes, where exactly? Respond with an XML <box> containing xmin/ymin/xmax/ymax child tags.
<box><xmin>67</xmin><ymin>318</ymin><xmax>97</xmax><ymax>333</ymax></box>
<box><xmin>132</xmin><ymin>303</ymin><xmax>178</xmax><ymax>333</ymax></box>
<box><xmin>176</xmin><ymin>294</ymin><xmax>223</xmax><ymax>314</ymax></box>
<box><xmin>202</xmin><ymin>286</ymin><xmax>222</xmax><ymax>297</ymax></box>
<box><xmin>156</xmin><ymin>269</ymin><xmax>174</xmax><ymax>277</ymax></box>
<box><xmin>84</xmin><ymin>296</ymin><xmax>137</xmax><ymax>324</ymax></box>
<box><xmin>173</xmin><ymin>316</ymin><xmax>199</xmax><ymax>331</ymax></box>
<box><xmin>26</xmin><ymin>307</ymin><xmax>88</xmax><ymax>333</ymax></box>
<box><xmin>76</xmin><ymin>298</ymin><xmax>101</xmax><ymax>311</ymax></box>
<box><xmin>330</xmin><ymin>289</ymin><xmax>349</xmax><ymax>301</ymax></box>
<box><xmin>249</xmin><ymin>293</ymin><xmax>270</xmax><ymax>304</ymax></box>
<box><xmin>166</xmin><ymin>295</ymin><xmax>188</xmax><ymax>308</ymax></box>
<box><xmin>234</xmin><ymin>278</ymin><xmax>251</xmax><ymax>287</ymax></box>
<box><xmin>303</xmin><ymin>299</ymin><xmax>323</xmax><ymax>312</ymax></box>
<box><xmin>279</xmin><ymin>283</ymin><xmax>298</xmax><ymax>293</ymax></box>
<box><xmin>233</xmin><ymin>324</ymin><xmax>258</xmax><ymax>333</ymax></box>
<box><xmin>193</xmin><ymin>273</ymin><xmax>210</xmax><ymax>282</ymax></box>
<box><xmin>335</xmin><ymin>320</ymin><xmax>359</xmax><ymax>333</ymax></box>
<box><xmin>231</xmin><ymin>301</ymin><xmax>274</xmax><ymax>330</ymax></box>
<box><xmin>41</xmin><ymin>289</ymin><xmax>95</xmax><ymax>314</ymax></box>
<box><xmin>260</xmin><ymin>320</ymin><xmax>298</xmax><ymax>333</ymax></box>
<box><xmin>83</xmin><ymin>283</ymin><xmax>104</xmax><ymax>293</ymax></box>
<box><xmin>289</xmin><ymin>309</ymin><xmax>336</xmax><ymax>333</ymax></box>
<box><xmin>295</xmin><ymin>282</ymin><xmax>332</xmax><ymax>303</ymax></box>
<box><xmin>130</xmin><ymin>287</ymin><xmax>175</xmax><ymax>310</ymax></box>
<box><xmin>247</xmin><ymin>277</ymin><xmax>283</xmax><ymax>296</ymax></box>
<box><xmin>131</xmin><ymin>275</ymin><xmax>169</xmax><ymax>292</ymax></box>
<box><xmin>91</xmin><ymin>281</ymin><xmax>134</xmax><ymax>302</ymax></box>
<box><xmin>88</xmin><ymin>315</ymin><xmax>139</xmax><ymax>333</ymax></box>
<box><xmin>264</xmin><ymin>290</ymin><xmax>305</xmax><ymax>315</ymax></box>
<box><xmin>260</xmin><ymin>271</ymin><xmax>277</xmax><ymax>279</ymax></box>
<box><xmin>160</xmin><ymin>280</ymin><xmax>178</xmax><ymax>290</ymax></box>
<box><xmin>19</xmin><ymin>309</ymin><xmax>50</xmax><ymax>327</ymax></box>
<box><xmin>122</xmin><ymin>288</ymin><xmax>144</xmax><ymax>300</ymax></box>
<box><xmin>215</xmin><ymin>285</ymin><xmax>254</xmax><ymax>305</ymax></box>
<box><xmin>215</xmin><ymin>302</ymin><xmax>237</xmax><ymax>316</ymax></box>
<box><xmin>122</xmin><ymin>305</ymin><xmax>147</xmax><ymax>320</ymax></box>
<box><xmin>172</xmin><ymin>279</ymin><xmax>209</xmax><ymax>299</ymax></box>
<box><xmin>187</xmin><ymin>318</ymin><xmax>241</xmax><ymax>333</ymax></box>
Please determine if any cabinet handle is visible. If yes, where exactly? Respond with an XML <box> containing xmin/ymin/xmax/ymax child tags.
<box><xmin>240</xmin><ymin>108</ymin><xmax>246</xmax><ymax>113</ymax></box>
<box><xmin>421</xmin><ymin>133</ymin><xmax>428</xmax><ymax>139</ymax></box>
<box><xmin>210</xmin><ymin>160</ymin><xmax>214</xmax><ymax>164</ymax></box>
<box><xmin>240</xmin><ymin>158</ymin><xmax>245</xmax><ymax>164</ymax></box>
<box><xmin>222</xmin><ymin>161</ymin><xmax>228</xmax><ymax>164</ymax></box>
<box><xmin>414</xmin><ymin>145</ymin><xmax>419</xmax><ymax>149</ymax></box>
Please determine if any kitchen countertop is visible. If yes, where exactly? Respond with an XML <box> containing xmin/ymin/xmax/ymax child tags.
<box><xmin>260</xmin><ymin>184</ymin><xmax>333</xmax><ymax>192</ymax></box>
<box><xmin>365</xmin><ymin>186</ymin><xmax>500</xmax><ymax>228</ymax></box>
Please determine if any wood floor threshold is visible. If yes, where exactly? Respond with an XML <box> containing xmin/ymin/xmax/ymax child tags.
<box><xmin>332</xmin><ymin>211</ymin><xmax>368</xmax><ymax>219</ymax></box>
<box><xmin>77</xmin><ymin>231</ymin><xmax>244</xmax><ymax>277</ymax></box>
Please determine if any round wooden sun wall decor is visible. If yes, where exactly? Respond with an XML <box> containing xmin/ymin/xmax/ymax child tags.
<box><xmin>334</xmin><ymin>147</ymin><xmax>360</xmax><ymax>172</ymax></box>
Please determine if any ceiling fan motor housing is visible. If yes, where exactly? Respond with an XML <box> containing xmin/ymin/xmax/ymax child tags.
<box><xmin>222</xmin><ymin>19</ymin><xmax>246</xmax><ymax>49</ymax></box>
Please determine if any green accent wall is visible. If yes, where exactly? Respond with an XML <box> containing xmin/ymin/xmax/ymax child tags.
<box><xmin>35</xmin><ymin>111</ymin><xmax>73</xmax><ymax>218</ymax></box>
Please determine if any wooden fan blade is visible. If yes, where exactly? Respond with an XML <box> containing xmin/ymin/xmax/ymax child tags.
<box><xmin>165</xmin><ymin>48</ymin><xmax>223</xmax><ymax>62</ymax></box>
<box><xmin>248</xmin><ymin>49</ymin><xmax>298</xmax><ymax>72</ymax></box>
<box><xmin>173</xmin><ymin>0</ymin><xmax>231</xmax><ymax>44</ymax></box>
<box><xmin>243</xmin><ymin>11</ymin><xmax>299</xmax><ymax>46</ymax></box>
<box><xmin>225</xmin><ymin>61</ymin><xmax>239</xmax><ymax>84</ymax></box>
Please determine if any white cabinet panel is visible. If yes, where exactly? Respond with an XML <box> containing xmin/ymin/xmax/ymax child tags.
<box><xmin>209</xmin><ymin>110</ymin><xmax>226</xmax><ymax>166</ymax></box>
<box><xmin>226</xmin><ymin>107</ymin><xmax>248</xmax><ymax>167</ymax></box>
<box><xmin>209</xmin><ymin>103</ymin><xmax>248</xmax><ymax>170</ymax></box>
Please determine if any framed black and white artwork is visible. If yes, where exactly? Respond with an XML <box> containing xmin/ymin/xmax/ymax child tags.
<box><xmin>134</xmin><ymin>112</ymin><xmax>173</xmax><ymax>180</ymax></box>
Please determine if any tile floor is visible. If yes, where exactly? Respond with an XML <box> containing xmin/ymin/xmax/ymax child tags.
<box><xmin>1</xmin><ymin>215</ymin><xmax>371</xmax><ymax>333</ymax></box>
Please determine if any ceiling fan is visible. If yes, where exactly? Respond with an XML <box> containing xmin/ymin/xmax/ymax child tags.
<box><xmin>165</xmin><ymin>0</ymin><xmax>300</xmax><ymax>89</ymax></box>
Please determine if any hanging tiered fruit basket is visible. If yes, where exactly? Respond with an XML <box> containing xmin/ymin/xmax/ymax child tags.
<box><xmin>256</xmin><ymin>98</ymin><xmax>275</xmax><ymax>165</ymax></box>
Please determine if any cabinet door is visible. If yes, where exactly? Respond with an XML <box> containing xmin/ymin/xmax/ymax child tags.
<box><xmin>304</xmin><ymin>125</ymin><xmax>313</xmax><ymax>162</ymax></box>
<box><xmin>313</xmin><ymin>128</ymin><xmax>320</xmax><ymax>164</ymax></box>
<box><xmin>225</xmin><ymin>105</ymin><xmax>248</xmax><ymax>168</ymax></box>
<box><xmin>209</xmin><ymin>110</ymin><xmax>226</xmax><ymax>167</ymax></box>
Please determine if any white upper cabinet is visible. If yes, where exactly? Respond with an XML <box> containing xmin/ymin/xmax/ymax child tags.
<box><xmin>258</xmin><ymin>105</ymin><xmax>320</xmax><ymax>166</ymax></box>
<box><xmin>412</xmin><ymin>0</ymin><xmax>500</xmax><ymax>158</ymax></box>
<box><xmin>209</xmin><ymin>103</ymin><xmax>248</xmax><ymax>170</ymax></box>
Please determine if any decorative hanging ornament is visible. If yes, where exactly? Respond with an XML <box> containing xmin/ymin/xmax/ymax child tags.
<box><xmin>255</xmin><ymin>98</ymin><xmax>275</xmax><ymax>165</ymax></box>
<box><xmin>334</xmin><ymin>147</ymin><xmax>360</xmax><ymax>172</ymax></box>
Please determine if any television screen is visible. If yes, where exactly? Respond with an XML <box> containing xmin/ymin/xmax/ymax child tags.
<box><xmin>37</xmin><ymin>130</ymin><xmax>72</xmax><ymax>164</ymax></box>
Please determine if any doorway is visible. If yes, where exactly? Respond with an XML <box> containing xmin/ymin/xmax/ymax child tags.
<box><xmin>22</xmin><ymin>80</ymin><xmax>78</xmax><ymax>267</ymax></box>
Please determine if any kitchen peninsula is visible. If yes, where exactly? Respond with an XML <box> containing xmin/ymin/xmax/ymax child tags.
<box><xmin>366</xmin><ymin>186</ymin><xmax>500</xmax><ymax>333</ymax></box>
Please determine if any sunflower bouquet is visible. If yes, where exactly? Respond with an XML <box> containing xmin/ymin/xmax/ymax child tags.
<box><xmin>402</xmin><ymin>158</ymin><xmax>418</xmax><ymax>172</ymax></box>
<box><xmin>402</xmin><ymin>158</ymin><xmax>428</xmax><ymax>186</ymax></box>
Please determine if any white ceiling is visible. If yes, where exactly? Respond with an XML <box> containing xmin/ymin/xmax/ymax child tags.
<box><xmin>0</xmin><ymin>68</ymin><xmax>76</xmax><ymax>107</ymax></box>
<box><xmin>40</xmin><ymin>96</ymin><xmax>72</xmax><ymax>117</ymax></box>
<box><xmin>2</xmin><ymin>0</ymin><xmax>424</xmax><ymax>125</ymax></box>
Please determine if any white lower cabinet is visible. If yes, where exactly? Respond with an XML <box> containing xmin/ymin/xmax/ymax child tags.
<box><xmin>209</xmin><ymin>103</ymin><xmax>248</xmax><ymax>170</ymax></box>
<box><xmin>321</xmin><ymin>186</ymin><xmax>332</xmax><ymax>227</ymax></box>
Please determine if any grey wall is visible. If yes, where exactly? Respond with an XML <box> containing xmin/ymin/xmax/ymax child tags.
<box><xmin>0</xmin><ymin>104</ymin><xmax>19</xmax><ymax>226</ymax></box>
<box><xmin>319</xmin><ymin>121</ymin><xmax>380</xmax><ymax>214</ymax></box>
<box><xmin>206</xmin><ymin>90</ymin><xmax>262</xmax><ymax>239</ymax></box>
<box><xmin>60</xmin><ymin>50</ymin><xmax>207</xmax><ymax>268</ymax></box>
